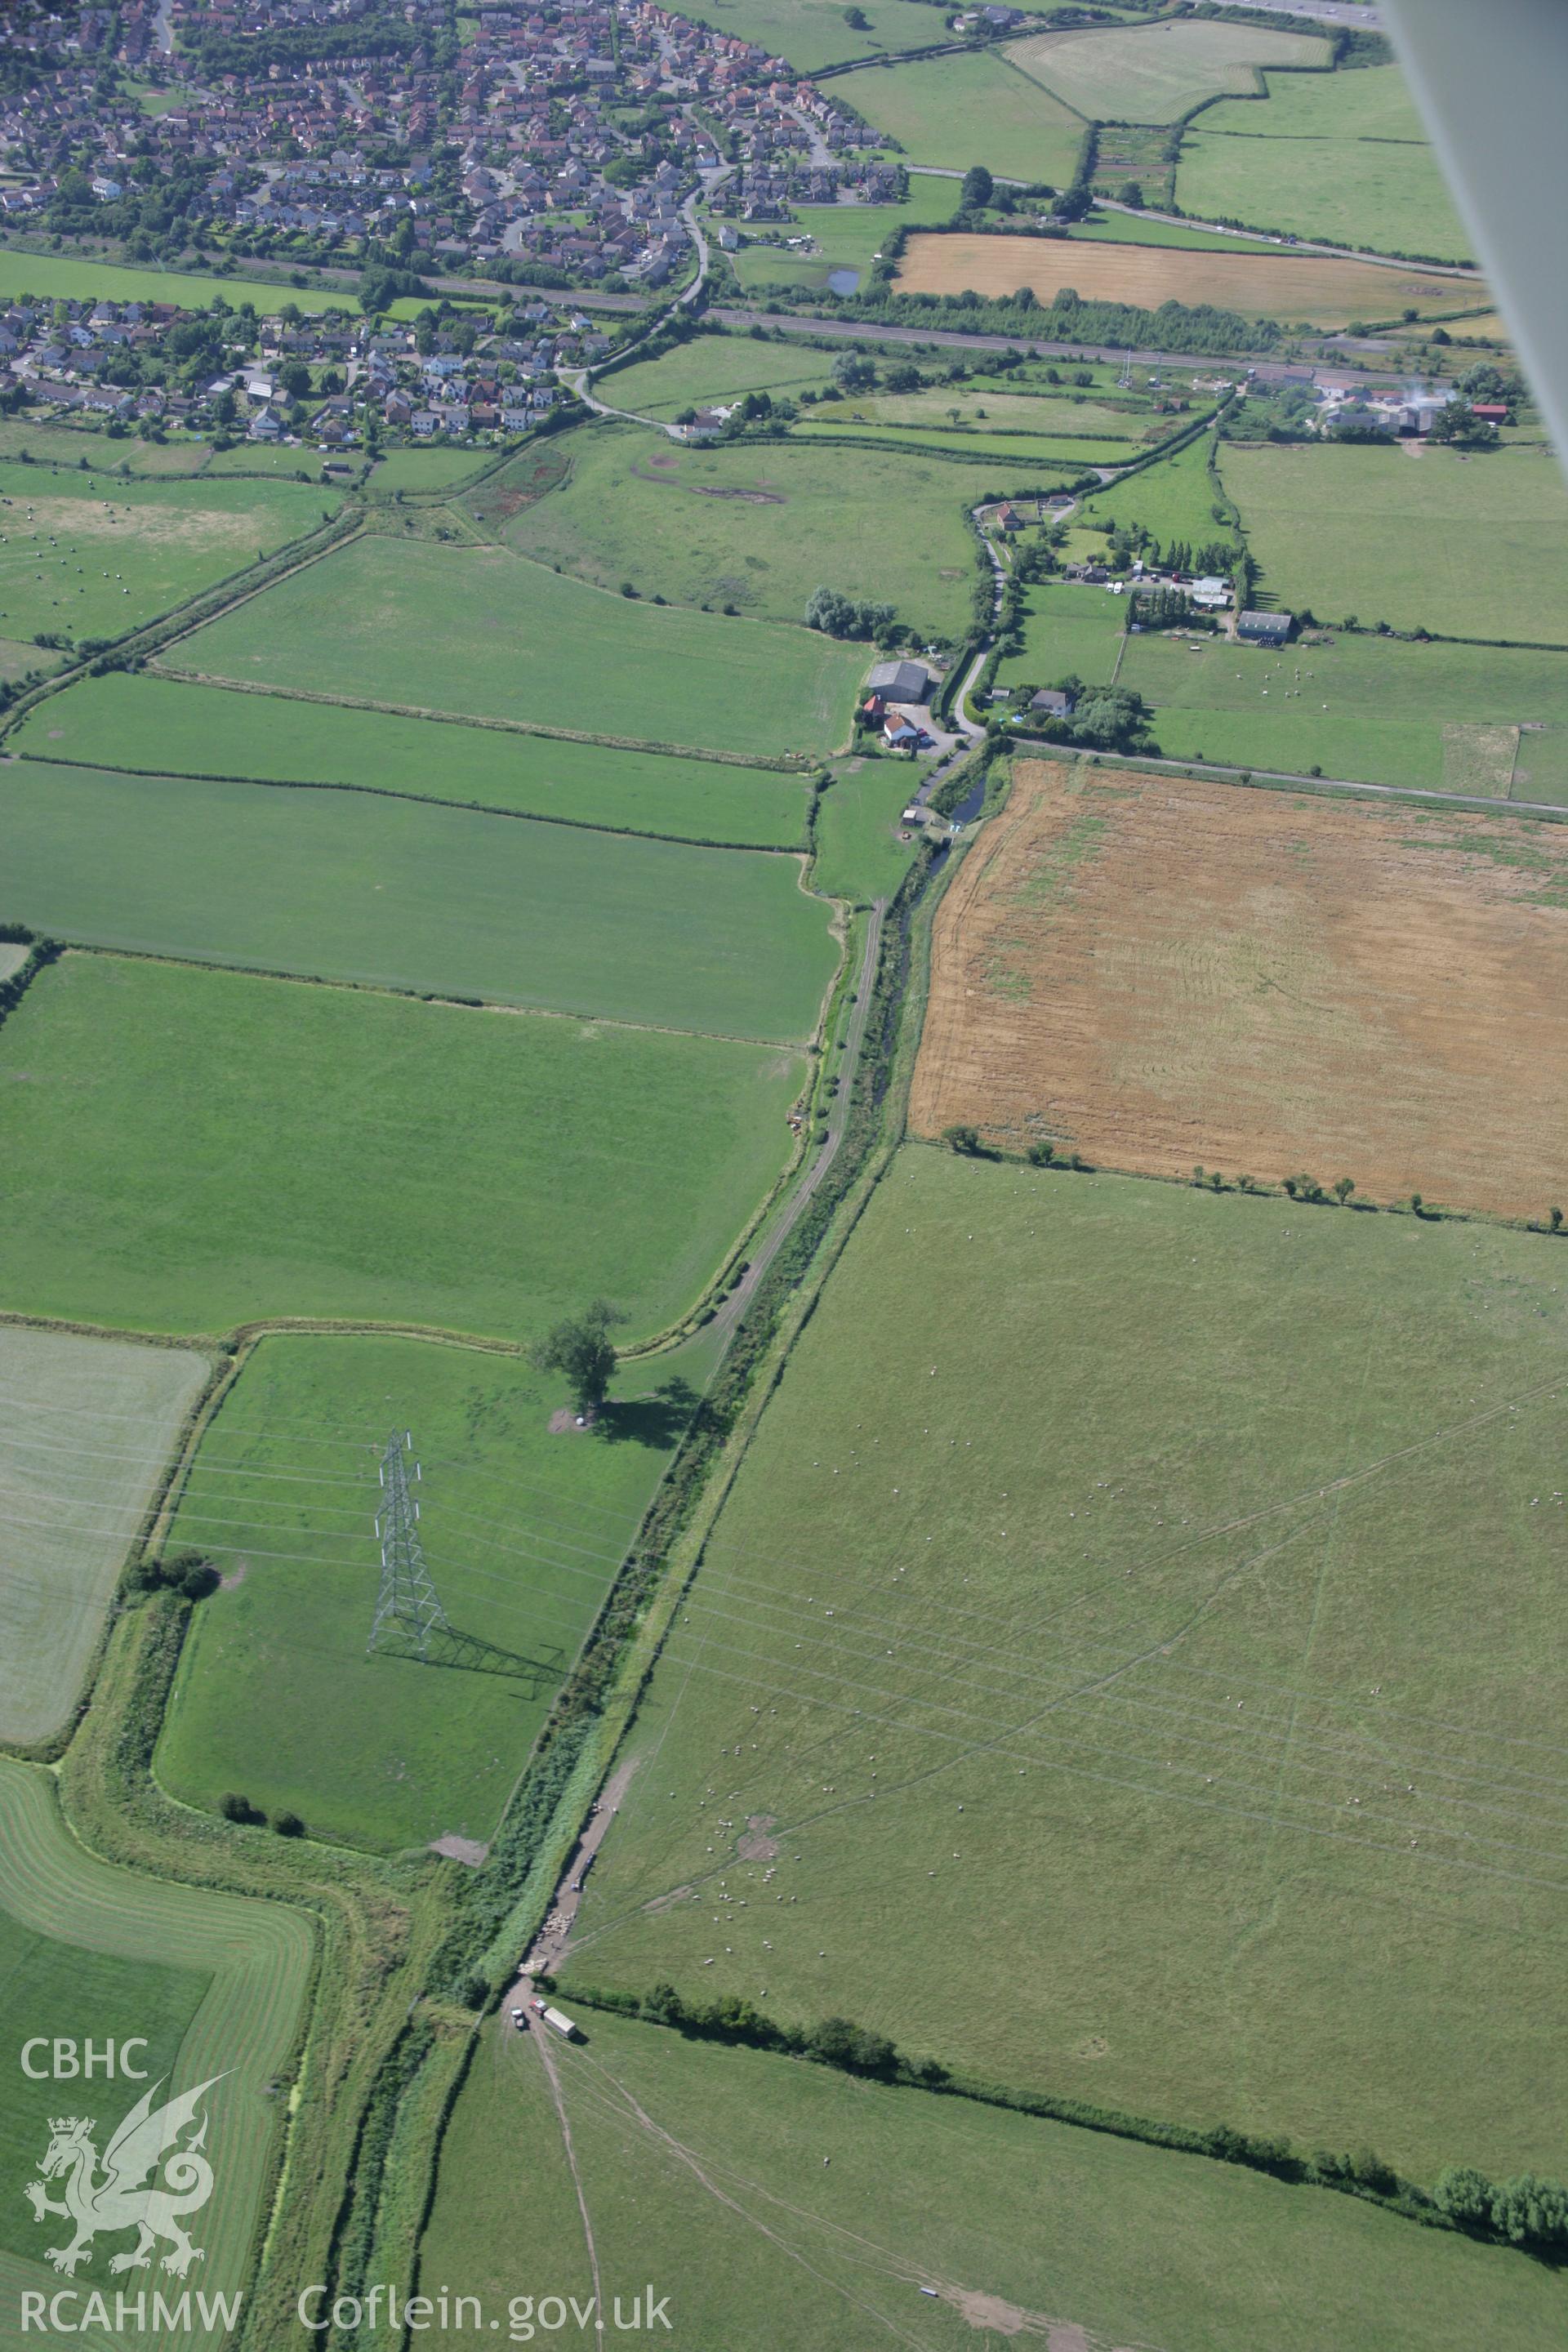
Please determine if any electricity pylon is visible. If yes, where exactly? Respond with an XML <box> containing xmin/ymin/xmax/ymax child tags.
<box><xmin>367</xmin><ymin>1431</ymin><xmax>449</xmax><ymax>1660</ymax></box>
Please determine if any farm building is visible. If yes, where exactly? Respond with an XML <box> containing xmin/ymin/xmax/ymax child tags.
<box><xmin>867</xmin><ymin>658</ymin><xmax>931</xmax><ymax>705</ymax></box>
<box><xmin>1236</xmin><ymin>610</ymin><xmax>1293</xmax><ymax>645</ymax></box>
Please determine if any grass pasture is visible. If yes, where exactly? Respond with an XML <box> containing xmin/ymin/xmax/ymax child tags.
<box><xmin>1222</xmin><ymin>441</ymin><xmax>1568</xmax><ymax>645</ymax></box>
<box><xmin>790</xmin><ymin>418</ymin><xmax>1119</xmax><ymax>469</ymax></box>
<box><xmin>894</xmin><ymin>231</ymin><xmax>1468</xmax><ymax>326</ymax></box>
<box><xmin>416</xmin><ymin>2011</ymin><xmax>1565</xmax><ymax>2352</ymax></box>
<box><xmin>12</xmin><ymin>673</ymin><xmax>813</xmax><ymax>848</ymax></box>
<box><xmin>1119</xmin><ymin>627</ymin><xmax>1568</xmax><ymax>804</ymax></box>
<box><xmin>0</xmin><ymin>459</ymin><xmax>334</xmax><ymax>642</ymax></box>
<box><xmin>811</xmin><ymin>758</ymin><xmax>922</xmax><ymax>904</ymax></box>
<box><xmin>1008</xmin><ymin>18</ymin><xmax>1330</xmax><ymax>123</ymax></box>
<box><xmin>678</xmin><ymin>0</ymin><xmax>971</xmax><ymax>74</ymax></box>
<box><xmin>1074</xmin><ymin>425</ymin><xmax>1226</xmax><ymax>550</ymax></box>
<box><xmin>495</xmin><ymin>421</ymin><xmax>1010</xmax><ymax>637</ymax></box>
<box><xmin>0</xmin><ymin>953</ymin><xmax>807</xmax><ymax>1342</ymax></box>
<box><xmin>166</xmin><ymin>535</ymin><xmax>864</xmax><ymax>760</ymax></box>
<box><xmin>993</xmin><ymin>577</ymin><xmax>1127</xmax><ymax>691</ymax></box>
<box><xmin>1176</xmin><ymin>65</ymin><xmax>1472</xmax><ymax>261</ymax></box>
<box><xmin>0</xmin><ymin>1327</ymin><xmax>209</xmax><ymax>1748</ymax></box>
<box><xmin>0</xmin><ymin>761</ymin><xmax>835</xmax><ymax>1040</ymax></box>
<box><xmin>598</xmin><ymin>334</ymin><xmax>838</xmax><ymax>418</ymax></box>
<box><xmin>914</xmin><ymin>760</ymin><xmax>1568</xmax><ymax>1216</ymax></box>
<box><xmin>0</xmin><ymin>1761</ymin><xmax>311</xmax><ymax>2348</ymax></box>
<box><xmin>0</xmin><ymin>246</ymin><xmax>354</xmax><ymax>317</ymax></box>
<box><xmin>563</xmin><ymin>1147</ymin><xmax>1568</xmax><ymax>2180</ymax></box>
<box><xmin>0</xmin><ymin>416</ymin><xmax>214</xmax><ymax>474</ymax></box>
<box><xmin>831</xmin><ymin>50</ymin><xmax>1087</xmax><ymax>184</ymax></box>
<box><xmin>157</xmin><ymin>1334</ymin><xmax>697</xmax><ymax>1852</ymax></box>
<box><xmin>368</xmin><ymin>445</ymin><xmax>497</xmax><ymax>494</ymax></box>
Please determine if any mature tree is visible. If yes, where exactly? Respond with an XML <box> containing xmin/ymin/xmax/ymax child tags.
<box><xmin>1117</xmin><ymin>180</ymin><xmax>1145</xmax><ymax>208</ymax></box>
<box><xmin>941</xmin><ymin>1123</ymin><xmax>982</xmax><ymax>1154</ymax></box>
<box><xmin>960</xmin><ymin>164</ymin><xmax>994</xmax><ymax>211</ymax></box>
<box><xmin>531</xmin><ymin>1299</ymin><xmax>626</xmax><ymax>1416</ymax></box>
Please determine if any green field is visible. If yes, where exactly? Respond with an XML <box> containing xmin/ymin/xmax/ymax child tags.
<box><xmin>0</xmin><ymin>245</ymin><xmax>354</xmax><ymax>316</ymax></box>
<box><xmin>993</xmin><ymin>576</ymin><xmax>1128</xmax><ymax>692</ymax></box>
<box><xmin>563</xmin><ymin>1149</ymin><xmax>1568</xmax><ymax>2180</ymax></box>
<box><xmin>1068</xmin><ymin>204</ymin><xmax>1281</xmax><ymax>251</ymax></box>
<box><xmin>0</xmin><ymin>761</ymin><xmax>835</xmax><ymax>1040</ymax></box>
<box><xmin>0</xmin><ymin>1762</ymin><xmax>311</xmax><ymax>2350</ymax></box>
<box><xmin>0</xmin><ymin>458</ymin><xmax>334</xmax><ymax>640</ymax></box>
<box><xmin>1177</xmin><ymin>66</ymin><xmax>1472</xmax><ymax>261</ymax></box>
<box><xmin>0</xmin><ymin>634</ymin><xmax>57</xmax><ymax>686</ymax></box>
<box><xmin>679</xmin><ymin>0</ymin><xmax>975</xmax><ymax>73</ymax></box>
<box><xmin>368</xmin><ymin>446</ymin><xmax>497</xmax><ymax>493</ymax></box>
<box><xmin>811</xmin><ymin>759</ymin><xmax>923</xmax><ymax>904</ymax></box>
<box><xmin>485</xmin><ymin>421</ymin><xmax>1013</xmax><ymax>636</ymax></box>
<box><xmin>808</xmin><ymin>386</ymin><xmax>1150</xmax><ymax>441</ymax></box>
<box><xmin>416</xmin><ymin>2010</ymin><xmax>1565</xmax><ymax>2352</ymax></box>
<box><xmin>0</xmin><ymin>953</ymin><xmax>807</xmax><ymax>1341</ymax></box>
<box><xmin>0</xmin><ymin>1327</ymin><xmax>209</xmax><ymax>1748</ymax></box>
<box><xmin>0</xmin><ymin>416</ymin><xmax>215</xmax><ymax>474</ymax></box>
<box><xmin>724</xmin><ymin>176</ymin><xmax>958</xmax><ymax>298</ymax></box>
<box><xmin>157</xmin><ymin>1333</ymin><xmax>699</xmax><ymax>1852</ymax></box>
<box><xmin>831</xmin><ymin>50</ymin><xmax>1087</xmax><ymax>183</ymax></box>
<box><xmin>1076</xmin><ymin>425</ymin><xmax>1226</xmax><ymax>550</ymax></box>
<box><xmin>1120</xmin><ymin>627</ymin><xmax>1568</xmax><ymax>802</ymax></box>
<box><xmin>166</xmin><ymin>535</ymin><xmax>865</xmax><ymax>760</ymax></box>
<box><xmin>601</xmin><ymin>336</ymin><xmax>840</xmax><ymax>419</ymax></box>
<box><xmin>791</xmin><ymin>418</ymin><xmax>1118</xmax><ymax>469</ymax></box>
<box><xmin>1009</xmin><ymin>18</ymin><xmax>1330</xmax><ymax>123</ymax></box>
<box><xmin>12</xmin><ymin>674</ymin><xmax>813</xmax><ymax>848</ymax></box>
<box><xmin>1222</xmin><ymin>441</ymin><xmax>1568</xmax><ymax>644</ymax></box>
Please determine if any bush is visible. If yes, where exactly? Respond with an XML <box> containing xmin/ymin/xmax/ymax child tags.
<box><xmin>941</xmin><ymin>1122</ymin><xmax>982</xmax><ymax>1154</ymax></box>
<box><xmin>272</xmin><ymin>1810</ymin><xmax>306</xmax><ymax>1838</ymax></box>
<box><xmin>217</xmin><ymin>1792</ymin><xmax>262</xmax><ymax>1824</ymax></box>
<box><xmin>180</xmin><ymin>1559</ymin><xmax>220</xmax><ymax>1600</ymax></box>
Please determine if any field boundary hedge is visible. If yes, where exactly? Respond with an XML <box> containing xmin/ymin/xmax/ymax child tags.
<box><xmin>11</xmin><ymin>749</ymin><xmax>813</xmax><ymax>856</ymax></box>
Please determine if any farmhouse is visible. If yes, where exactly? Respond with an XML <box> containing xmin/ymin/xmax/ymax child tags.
<box><xmin>1030</xmin><ymin>688</ymin><xmax>1076</xmax><ymax>716</ymax></box>
<box><xmin>1236</xmin><ymin>610</ymin><xmax>1293</xmax><ymax>645</ymax></box>
<box><xmin>867</xmin><ymin>658</ymin><xmax>930</xmax><ymax>705</ymax></box>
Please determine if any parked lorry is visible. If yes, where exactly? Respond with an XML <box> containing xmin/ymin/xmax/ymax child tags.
<box><xmin>529</xmin><ymin>1995</ymin><xmax>579</xmax><ymax>2042</ymax></box>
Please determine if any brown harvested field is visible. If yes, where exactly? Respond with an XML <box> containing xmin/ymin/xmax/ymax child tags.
<box><xmin>911</xmin><ymin>760</ymin><xmax>1568</xmax><ymax>1215</ymax></box>
<box><xmin>893</xmin><ymin>234</ymin><xmax>1466</xmax><ymax>326</ymax></box>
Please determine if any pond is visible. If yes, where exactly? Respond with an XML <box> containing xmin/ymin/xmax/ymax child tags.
<box><xmin>826</xmin><ymin>267</ymin><xmax>860</xmax><ymax>296</ymax></box>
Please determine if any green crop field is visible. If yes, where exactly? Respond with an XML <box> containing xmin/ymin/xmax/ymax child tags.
<box><xmin>1222</xmin><ymin>442</ymin><xmax>1568</xmax><ymax>644</ymax></box>
<box><xmin>725</xmin><ymin>176</ymin><xmax>959</xmax><ymax>297</ymax></box>
<box><xmin>157</xmin><ymin>1333</ymin><xmax>702</xmax><ymax>1852</ymax></box>
<box><xmin>483</xmin><ymin>421</ymin><xmax>1013</xmax><ymax>636</ymax></box>
<box><xmin>415</xmin><ymin>2010</ymin><xmax>1564</xmax><ymax>2352</ymax></box>
<box><xmin>1009</xmin><ymin>18</ymin><xmax>1330</xmax><ymax>122</ymax></box>
<box><xmin>0</xmin><ymin>761</ymin><xmax>835</xmax><ymax>1040</ymax></box>
<box><xmin>790</xmin><ymin>419</ymin><xmax>1117</xmax><ymax>469</ymax></box>
<box><xmin>165</xmin><ymin>535</ymin><xmax>865</xmax><ymax>760</ymax></box>
<box><xmin>0</xmin><ymin>953</ymin><xmax>807</xmax><ymax>1342</ymax></box>
<box><xmin>13</xmin><ymin>674</ymin><xmax>813</xmax><ymax>849</ymax></box>
<box><xmin>0</xmin><ymin>246</ymin><xmax>354</xmax><ymax>316</ymax></box>
<box><xmin>1075</xmin><ymin>427</ymin><xmax>1227</xmax><ymax>550</ymax></box>
<box><xmin>562</xmin><ymin>1149</ymin><xmax>1568</xmax><ymax>2182</ymax></box>
<box><xmin>0</xmin><ymin>459</ymin><xmax>334</xmax><ymax>641</ymax></box>
<box><xmin>600</xmin><ymin>336</ymin><xmax>839</xmax><ymax>419</ymax></box>
<box><xmin>0</xmin><ymin>1761</ymin><xmax>311</xmax><ymax>2349</ymax></box>
<box><xmin>1177</xmin><ymin>66</ymin><xmax>1473</xmax><ymax>261</ymax></box>
<box><xmin>0</xmin><ymin>1327</ymin><xmax>209</xmax><ymax>1748</ymax></box>
<box><xmin>368</xmin><ymin>446</ymin><xmax>497</xmax><ymax>493</ymax></box>
<box><xmin>811</xmin><ymin>759</ymin><xmax>922</xmax><ymax>904</ymax></box>
<box><xmin>678</xmin><ymin>0</ymin><xmax>969</xmax><ymax>74</ymax></box>
<box><xmin>993</xmin><ymin>577</ymin><xmax>1128</xmax><ymax>692</ymax></box>
<box><xmin>831</xmin><ymin>50</ymin><xmax>1087</xmax><ymax>183</ymax></box>
<box><xmin>1120</xmin><ymin>628</ymin><xmax>1568</xmax><ymax>802</ymax></box>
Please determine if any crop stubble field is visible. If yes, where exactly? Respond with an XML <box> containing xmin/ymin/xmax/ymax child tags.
<box><xmin>12</xmin><ymin>673</ymin><xmax>813</xmax><ymax>849</ymax></box>
<box><xmin>0</xmin><ymin>954</ymin><xmax>806</xmax><ymax>1342</ymax></box>
<box><xmin>894</xmin><ymin>234</ymin><xmax>1467</xmax><ymax>325</ymax></box>
<box><xmin>0</xmin><ymin>1326</ymin><xmax>209</xmax><ymax>1747</ymax></box>
<box><xmin>911</xmin><ymin>760</ymin><xmax>1568</xmax><ymax>1215</ymax></box>
<box><xmin>0</xmin><ymin>1762</ymin><xmax>310</xmax><ymax>2351</ymax></box>
<box><xmin>164</xmin><ymin>535</ymin><xmax>865</xmax><ymax>760</ymax></box>
<box><xmin>561</xmin><ymin>1147</ymin><xmax>1568</xmax><ymax>2180</ymax></box>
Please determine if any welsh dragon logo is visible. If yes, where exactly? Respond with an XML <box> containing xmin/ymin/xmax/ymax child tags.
<box><xmin>24</xmin><ymin>2074</ymin><xmax>227</xmax><ymax>2278</ymax></box>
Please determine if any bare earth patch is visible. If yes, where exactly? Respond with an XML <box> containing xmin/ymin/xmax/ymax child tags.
<box><xmin>911</xmin><ymin>760</ymin><xmax>1568</xmax><ymax>1215</ymax></box>
<box><xmin>737</xmin><ymin>1812</ymin><xmax>779</xmax><ymax>1861</ymax></box>
<box><xmin>430</xmin><ymin>1833</ymin><xmax>491</xmax><ymax>1866</ymax></box>
<box><xmin>893</xmin><ymin>234</ymin><xmax>1464</xmax><ymax>327</ymax></box>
